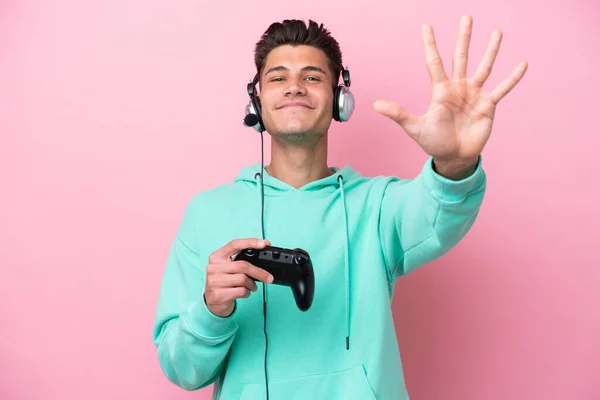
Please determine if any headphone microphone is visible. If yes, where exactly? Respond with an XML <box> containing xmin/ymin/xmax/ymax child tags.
<box><xmin>243</xmin><ymin>113</ymin><xmax>260</xmax><ymax>128</ymax></box>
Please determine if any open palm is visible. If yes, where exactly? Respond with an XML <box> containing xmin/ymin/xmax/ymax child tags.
<box><xmin>375</xmin><ymin>16</ymin><xmax>528</xmax><ymax>169</ymax></box>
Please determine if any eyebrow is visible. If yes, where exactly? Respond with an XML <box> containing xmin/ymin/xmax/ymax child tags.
<box><xmin>264</xmin><ymin>65</ymin><xmax>328</xmax><ymax>76</ymax></box>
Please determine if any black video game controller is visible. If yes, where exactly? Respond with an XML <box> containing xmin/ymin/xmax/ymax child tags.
<box><xmin>233</xmin><ymin>245</ymin><xmax>315</xmax><ymax>311</ymax></box>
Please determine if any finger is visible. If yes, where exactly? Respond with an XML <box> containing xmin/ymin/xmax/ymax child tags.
<box><xmin>373</xmin><ymin>100</ymin><xmax>421</xmax><ymax>138</ymax></box>
<box><xmin>452</xmin><ymin>16</ymin><xmax>473</xmax><ymax>80</ymax></box>
<box><xmin>208</xmin><ymin>261</ymin><xmax>274</xmax><ymax>284</ymax></box>
<box><xmin>490</xmin><ymin>61</ymin><xmax>528</xmax><ymax>103</ymax></box>
<box><xmin>212</xmin><ymin>287</ymin><xmax>252</xmax><ymax>303</ymax></box>
<box><xmin>209</xmin><ymin>238</ymin><xmax>271</xmax><ymax>263</ymax></box>
<box><xmin>422</xmin><ymin>24</ymin><xmax>447</xmax><ymax>84</ymax></box>
<box><xmin>232</xmin><ymin>261</ymin><xmax>275</xmax><ymax>284</ymax></box>
<box><xmin>472</xmin><ymin>29</ymin><xmax>503</xmax><ymax>87</ymax></box>
<box><xmin>211</xmin><ymin>272</ymin><xmax>259</xmax><ymax>292</ymax></box>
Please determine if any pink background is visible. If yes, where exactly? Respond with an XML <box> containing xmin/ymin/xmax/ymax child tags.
<box><xmin>2</xmin><ymin>0</ymin><xmax>598</xmax><ymax>399</ymax></box>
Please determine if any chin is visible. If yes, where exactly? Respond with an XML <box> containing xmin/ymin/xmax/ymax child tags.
<box><xmin>269</xmin><ymin>121</ymin><xmax>325</xmax><ymax>145</ymax></box>
<box><xmin>282</xmin><ymin>119</ymin><xmax>310</xmax><ymax>132</ymax></box>
<box><xmin>280</xmin><ymin>124</ymin><xmax>325</xmax><ymax>135</ymax></box>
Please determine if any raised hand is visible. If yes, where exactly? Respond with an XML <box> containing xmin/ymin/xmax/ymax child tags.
<box><xmin>374</xmin><ymin>16</ymin><xmax>528</xmax><ymax>180</ymax></box>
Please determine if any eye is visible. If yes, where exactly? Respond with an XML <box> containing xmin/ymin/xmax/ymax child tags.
<box><xmin>305</xmin><ymin>76</ymin><xmax>320</xmax><ymax>81</ymax></box>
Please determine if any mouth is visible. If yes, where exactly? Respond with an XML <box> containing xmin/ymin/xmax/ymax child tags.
<box><xmin>277</xmin><ymin>102</ymin><xmax>313</xmax><ymax>110</ymax></box>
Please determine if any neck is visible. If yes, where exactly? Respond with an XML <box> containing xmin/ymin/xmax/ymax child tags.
<box><xmin>266</xmin><ymin>134</ymin><xmax>333</xmax><ymax>189</ymax></box>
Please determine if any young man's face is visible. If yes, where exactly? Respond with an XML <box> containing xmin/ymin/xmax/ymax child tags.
<box><xmin>258</xmin><ymin>45</ymin><xmax>335</xmax><ymax>143</ymax></box>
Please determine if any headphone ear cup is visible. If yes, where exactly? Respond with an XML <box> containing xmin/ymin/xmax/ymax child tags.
<box><xmin>244</xmin><ymin>74</ymin><xmax>266</xmax><ymax>132</ymax></box>
<box><xmin>254</xmin><ymin>96</ymin><xmax>262</xmax><ymax>119</ymax></box>
<box><xmin>332</xmin><ymin>86</ymin><xmax>342</xmax><ymax>122</ymax></box>
<box><xmin>253</xmin><ymin>96</ymin><xmax>264</xmax><ymax>132</ymax></box>
<box><xmin>333</xmin><ymin>85</ymin><xmax>355</xmax><ymax>123</ymax></box>
<box><xmin>245</xmin><ymin>96</ymin><xmax>265</xmax><ymax>132</ymax></box>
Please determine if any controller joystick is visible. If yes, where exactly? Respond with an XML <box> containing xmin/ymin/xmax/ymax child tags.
<box><xmin>242</xmin><ymin>248</ymin><xmax>256</xmax><ymax>257</ymax></box>
<box><xmin>234</xmin><ymin>245</ymin><xmax>315</xmax><ymax>311</ymax></box>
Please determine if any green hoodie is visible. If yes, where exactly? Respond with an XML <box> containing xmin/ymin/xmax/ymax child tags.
<box><xmin>152</xmin><ymin>156</ymin><xmax>486</xmax><ymax>399</ymax></box>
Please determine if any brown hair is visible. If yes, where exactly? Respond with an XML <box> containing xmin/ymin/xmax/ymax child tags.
<box><xmin>254</xmin><ymin>19</ymin><xmax>343</xmax><ymax>89</ymax></box>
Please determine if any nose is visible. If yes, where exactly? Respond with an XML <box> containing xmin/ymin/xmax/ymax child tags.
<box><xmin>284</xmin><ymin>77</ymin><xmax>307</xmax><ymax>96</ymax></box>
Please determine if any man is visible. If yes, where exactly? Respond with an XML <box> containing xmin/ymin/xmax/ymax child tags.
<box><xmin>152</xmin><ymin>17</ymin><xmax>527</xmax><ymax>399</ymax></box>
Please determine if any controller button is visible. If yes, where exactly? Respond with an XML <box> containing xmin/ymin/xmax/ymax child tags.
<box><xmin>272</xmin><ymin>250</ymin><xmax>280</xmax><ymax>260</ymax></box>
<box><xmin>294</xmin><ymin>252</ymin><xmax>308</xmax><ymax>265</ymax></box>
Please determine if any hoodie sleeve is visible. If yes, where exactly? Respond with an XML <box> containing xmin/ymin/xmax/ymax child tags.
<box><xmin>152</xmin><ymin>199</ymin><xmax>239</xmax><ymax>391</ymax></box>
<box><xmin>379</xmin><ymin>156</ymin><xmax>486</xmax><ymax>280</ymax></box>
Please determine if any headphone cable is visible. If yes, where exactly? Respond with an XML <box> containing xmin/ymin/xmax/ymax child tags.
<box><xmin>259</xmin><ymin>130</ymin><xmax>269</xmax><ymax>400</ymax></box>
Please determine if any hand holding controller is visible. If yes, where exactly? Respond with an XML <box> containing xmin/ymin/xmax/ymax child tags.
<box><xmin>234</xmin><ymin>245</ymin><xmax>315</xmax><ymax>311</ymax></box>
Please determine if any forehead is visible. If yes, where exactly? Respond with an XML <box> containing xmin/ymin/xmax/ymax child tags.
<box><xmin>262</xmin><ymin>45</ymin><xmax>329</xmax><ymax>74</ymax></box>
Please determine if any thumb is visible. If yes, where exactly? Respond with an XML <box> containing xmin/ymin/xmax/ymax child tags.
<box><xmin>373</xmin><ymin>100</ymin><xmax>420</xmax><ymax>136</ymax></box>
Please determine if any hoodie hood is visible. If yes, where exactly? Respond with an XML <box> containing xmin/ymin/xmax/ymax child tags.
<box><xmin>234</xmin><ymin>163</ymin><xmax>361</xmax><ymax>195</ymax></box>
<box><xmin>234</xmin><ymin>162</ymin><xmax>361</xmax><ymax>350</ymax></box>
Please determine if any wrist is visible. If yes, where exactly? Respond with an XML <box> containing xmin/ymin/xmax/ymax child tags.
<box><xmin>204</xmin><ymin>294</ymin><xmax>235</xmax><ymax>318</ymax></box>
<box><xmin>432</xmin><ymin>156</ymin><xmax>479</xmax><ymax>181</ymax></box>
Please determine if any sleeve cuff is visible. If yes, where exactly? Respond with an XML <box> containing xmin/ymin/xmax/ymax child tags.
<box><xmin>421</xmin><ymin>155</ymin><xmax>486</xmax><ymax>203</ymax></box>
<box><xmin>182</xmin><ymin>296</ymin><xmax>239</xmax><ymax>340</ymax></box>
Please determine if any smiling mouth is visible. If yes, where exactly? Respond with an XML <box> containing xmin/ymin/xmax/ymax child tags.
<box><xmin>278</xmin><ymin>103</ymin><xmax>312</xmax><ymax>109</ymax></box>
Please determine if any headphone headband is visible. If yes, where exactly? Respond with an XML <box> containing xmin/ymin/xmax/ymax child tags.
<box><xmin>341</xmin><ymin>68</ymin><xmax>351</xmax><ymax>87</ymax></box>
<box><xmin>247</xmin><ymin>74</ymin><xmax>259</xmax><ymax>96</ymax></box>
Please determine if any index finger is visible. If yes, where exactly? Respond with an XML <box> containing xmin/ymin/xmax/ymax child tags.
<box><xmin>233</xmin><ymin>261</ymin><xmax>274</xmax><ymax>284</ymax></box>
<box><xmin>210</xmin><ymin>238</ymin><xmax>271</xmax><ymax>263</ymax></box>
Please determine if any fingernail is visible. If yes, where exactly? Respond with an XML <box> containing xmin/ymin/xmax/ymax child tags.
<box><xmin>268</xmin><ymin>275</ymin><xmax>274</xmax><ymax>283</ymax></box>
<box><xmin>258</xmin><ymin>240</ymin><xmax>265</xmax><ymax>246</ymax></box>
